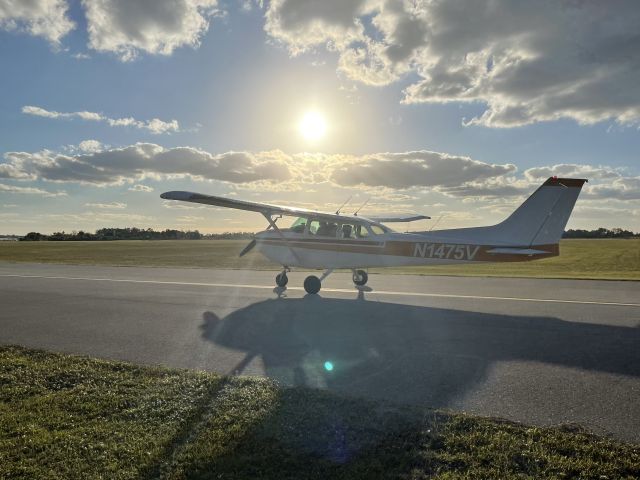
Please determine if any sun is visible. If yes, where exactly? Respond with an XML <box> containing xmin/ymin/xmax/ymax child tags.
<box><xmin>298</xmin><ymin>110</ymin><xmax>327</xmax><ymax>141</ymax></box>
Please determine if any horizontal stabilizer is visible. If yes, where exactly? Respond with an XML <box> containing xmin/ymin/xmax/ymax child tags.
<box><xmin>486</xmin><ymin>248</ymin><xmax>551</xmax><ymax>255</ymax></box>
<box><xmin>367</xmin><ymin>214</ymin><xmax>431</xmax><ymax>223</ymax></box>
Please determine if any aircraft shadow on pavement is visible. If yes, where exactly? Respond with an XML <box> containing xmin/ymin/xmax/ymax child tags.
<box><xmin>200</xmin><ymin>292</ymin><xmax>640</xmax><ymax>408</ymax></box>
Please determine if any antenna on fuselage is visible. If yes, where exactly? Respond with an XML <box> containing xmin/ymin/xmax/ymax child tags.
<box><xmin>429</xmin><ymin>214</ymin><xmax>444</xmax><ymax>231</ymax></box>
<box><xmin>335</xmin><ymin>195</ymin><xmax>353</xmax><ymax>215</ymax></box>
<box><xmin>353</xmin><ymin>197</ymin><xmax>370</xmax><ymax>216</ymax></box>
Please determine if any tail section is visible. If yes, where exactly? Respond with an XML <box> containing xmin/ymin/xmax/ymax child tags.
<box><xmin>491</xmin><ymin>177</ymin><xmax>587</xmax><ymax>246</ymax></box>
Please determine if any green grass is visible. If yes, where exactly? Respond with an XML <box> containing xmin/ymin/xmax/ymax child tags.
<box><xmin>1</xmin><ymin>346</ymin><xmax>638</xmax><ymax>479</ymax></box>
<box><xmin>0</xmin><ymin>238</ymin><xmax>639</xmax><ymax>280</ymax></box>
<box><xmin>377</xmin><ymin>238</ymin><xmax>640</xmax><ymax>280</ymax></box>
<box><xmin>0</xmin><ymin>239</ymin><xmax>276</xmax><ymax>270</ymax></box>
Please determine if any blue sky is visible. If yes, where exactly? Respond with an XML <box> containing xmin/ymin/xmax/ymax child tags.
<box><xmin>1</xmin><ymin>0</ymin><xmax>639</xmax><ymax>234</ymax></box>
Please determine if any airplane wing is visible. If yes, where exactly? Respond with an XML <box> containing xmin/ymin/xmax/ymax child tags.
<box><xmin>366</xmin><ymin>214</ymin><xmax>431</xmax><ymax>223</ymax></box>
<box><xmin>160</xmin><ymin>191</ymin><xmax>350</xmax><ymax>222</ymax></box>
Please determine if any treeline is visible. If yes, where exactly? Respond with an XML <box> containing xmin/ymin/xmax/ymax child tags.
<box><xmin>17</xmin><ymin>227</ymin><xmax>639</xmax><ymax>241</ymax></box>
<box><xmin>563</xmin><ymin>228</ymin><xmax>639</xmax><ymax>239</ymax></box>
<box><xmin>20</xmin><ymin>228</ymin><xmax>255</xmax><ymax>241</ymax></box>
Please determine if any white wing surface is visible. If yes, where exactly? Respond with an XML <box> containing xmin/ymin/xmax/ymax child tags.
<box><xmin>161</xmin><ymin>191</ymin><xmax>352</xmax><ymax>223</ymax></box>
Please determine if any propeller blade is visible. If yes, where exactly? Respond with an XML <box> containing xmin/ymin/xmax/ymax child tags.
<box><xmin>238</xmin><ymin>239</ymin><xmax>257</xmax><ymax>257</ymax></box>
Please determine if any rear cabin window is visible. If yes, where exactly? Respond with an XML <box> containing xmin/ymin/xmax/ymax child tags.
<box><xmin>308</xmin><ymin>220</ymin><xmax>338</xmax><ymax>237</ymax></box>
<box><xmin>370</xmin><ymin>225</ymin><xmax>386</xmax><ymax>235</ymax></box>
<box><xmin>339</xmin><ymin>223</ymin><xmax>356</xmax><ymax>239</ymax></box>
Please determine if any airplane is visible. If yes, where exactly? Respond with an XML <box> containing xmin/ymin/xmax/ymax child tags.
<box><xmin>161</xmin><ymin>176</ymin><xmax>586</xmax><ymax>294</ymax></box>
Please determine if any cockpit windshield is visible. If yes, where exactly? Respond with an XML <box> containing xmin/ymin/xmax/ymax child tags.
<box><xmin>290</xmin><ymin>217</ymin><xmax>307</xmax><ymax>233</ymax></box>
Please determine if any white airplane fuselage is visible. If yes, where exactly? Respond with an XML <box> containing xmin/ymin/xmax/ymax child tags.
<box><xmin>254</xmin><ymin>229</ymin><xmax>559</xmax><ymax>269</ymax></box>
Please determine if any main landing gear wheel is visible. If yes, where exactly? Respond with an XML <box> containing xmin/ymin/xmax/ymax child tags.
<box><xmin>275</xmin><ymin>272</ymin><xmax>288</xmax><ymax>287</ymax></box>
<box><xmin>304</xmin><ymin>275</ymin><xmax>321</xmax><ymax>294</ymax></box>
<box><xmin>352</xmin><ymin>269</ymin><xmax>368</xmax><ymax>286</ymax></box>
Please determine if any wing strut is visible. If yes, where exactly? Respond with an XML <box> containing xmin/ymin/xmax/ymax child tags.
<box><xmin>262</xmin><ymin>212</ymin><xmax>301</xmax><ymax>263</ymax></box>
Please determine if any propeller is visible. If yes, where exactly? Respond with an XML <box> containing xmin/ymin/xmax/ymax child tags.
<box><xmin>238</xmin><ymin>238</ymin><xmax>257</xmax><ymax>257</ymax></box>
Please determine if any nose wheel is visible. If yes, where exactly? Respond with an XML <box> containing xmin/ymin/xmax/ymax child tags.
<box><xmin>275</xmin><ymin>267</ymin><xmax>289</xmax><ymax>287</ymax></box>
<box><xmin>352</xmin><ymin>269</ymin><xmax>368</xmax><ymax>286</ymax></box>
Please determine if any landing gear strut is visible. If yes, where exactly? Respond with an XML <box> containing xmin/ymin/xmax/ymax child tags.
<box><xmin>352</xmin><ymin>269</ymin><xmax>368</xmax><ymax>286</ymax></box>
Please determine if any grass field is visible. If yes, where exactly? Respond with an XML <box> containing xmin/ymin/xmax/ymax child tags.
<box><xmin>0</xmin><ymin>238</ymin><xmax>639</xmax><ymax>280</ymax></box>
<box><xmin>1</xmin><ymin>346</ymin><xmax>638</xmax><ymax>479</ymax></box>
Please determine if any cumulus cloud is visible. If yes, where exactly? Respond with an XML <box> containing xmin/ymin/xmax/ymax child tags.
<box><xmin>83</xmin><ymin>0</ymin><xmax>219</xmax><ymax>61</ymax></box>
<box><xmin>265</xmin><ymin>0</ymin><xmax>640</xmax><ymax>127</ymax></box>
<box><xmin>330</xmin><ymin>151</ymin><xmax>516</xmax><ymax>189</ymax></box>
<box><xmin>162</xmin><ymin>201</ymin><xmax>207</xmax><ymax>210</ymax></box>
<box><xmin>78</xmin><ymin>140</ymin><xmax>103</xmax><ymax>153</ymax></box>
<box><xmin>0</xmin><ymin>0</ymin><xmax>74</xmax><ymax>46</ymax></box>
<box><xmin>45</xmin><ymin>211</ymin><xmax>154</xmax><ymax>223</ymax></box>
<box><xmin>129</xmin><ymin>184</ymin><xmax>154</xmax><ymax>192</ymax></box>
<box><xmin>0</xmin><ymin>182</ymin><xmax>66</xmax><ymax>197</ymax></box>
<box><xmin>524</xmin><ymin>164</ymin><xmax>621</xmax><ymax>181</ymax></box>
<box><xmin>1</xmin><ymin>143</ymin><xmax>293</xmax><ymax>186</ymax></box>
<box><xmin>22</xmin><ymin>106</ymin><xmax>180</xmax><ymax>134</ymax></box>
<box><xmin>85</xmin><ymin>202</ymin><xmax>127</xmax><ymax>209</ymax></box>
<box><xmin>584</xmin><ymin>177</ymin><xmax>640</xmax><ymax>200</ymax></box>
<box><xmin>176</xmin><ymin>215</ymin><xmax>205</xmax><ymax>223</ymax></box>
<box><xmin>0</xmin><ymin>161</ymin><xmax>35</xmax><ymax>180</ymax></box>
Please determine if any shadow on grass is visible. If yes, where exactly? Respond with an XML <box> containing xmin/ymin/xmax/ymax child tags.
<box><xmin>161</xmin><ymin>293</ymin><xmax>640</xmax><ymax>477</ymax></box>
<box><xmin>166</xmin><ymin>385</ymin><xmax>446</xmax><ymax>480</ymax></box>
<box><xmin>154</xmin><ymin>377</ymin><xmax>639</xmax><ymax>479</ymax></box>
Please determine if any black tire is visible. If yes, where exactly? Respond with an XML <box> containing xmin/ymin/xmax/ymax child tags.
<box><xmin>303</xmin><ymin>275</ymin><xmax>321</xmax><ymax>294</ymax></box>
<box><xmin>353</xmin><ymin>269</ymin><xmax>368</xmax><ymax>286</ymax></box>
<box><xmin>275</xmin><ymin>273</ymin><xmax>288</xmax><ymax>287</ymax></box>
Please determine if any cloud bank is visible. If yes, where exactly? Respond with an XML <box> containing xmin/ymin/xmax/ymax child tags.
<box><xmin>6</xmin><ymin>1</ymin><xmax>639</xmax><ymax>130</ymax></box>
<box><xmin>0</xmin><ymin>144</ymin><xmax>292</xmax><ymax>186</ymax></box>
<box><xmin>2</xmin><ymin>143</ymin><xmax>637</xmax><ymax>204</ymax></box>
<box><xmin>265</xmin><ymin>0</ymin><xmax>640</xmax><ymax>127</ymax></box>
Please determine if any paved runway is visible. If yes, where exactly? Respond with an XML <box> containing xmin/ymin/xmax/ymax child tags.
<box><xmin>1</xmin><ymin>263</ymin><xmax>639</xmax><ymax>442</ymax></box>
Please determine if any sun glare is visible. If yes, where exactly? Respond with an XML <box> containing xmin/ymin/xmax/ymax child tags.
<box><xmin>298</xmin><ymin>111</ymin><xmax>327</xmax><ymax>141</ymax></box>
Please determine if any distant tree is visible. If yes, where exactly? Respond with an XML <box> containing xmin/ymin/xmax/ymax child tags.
<box><xmin>19</xmin><ymin>228</ymin><xmax>255</xmax><ymax>241</ymax></box>
<box><xmin>563</xmin><ymin>228</ymin><xmax>638</xmax><ymax>238</ymax></box>
<box><xmin>21</xmin><ymin>232</ymin><xmax>46</xmax><ymax>241</ymax></box>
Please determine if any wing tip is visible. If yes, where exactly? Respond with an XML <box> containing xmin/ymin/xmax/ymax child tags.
<box><xmin>160</xmin><ymin>191</ymin><xmax>192</xmax><ymax>200</ymax></box>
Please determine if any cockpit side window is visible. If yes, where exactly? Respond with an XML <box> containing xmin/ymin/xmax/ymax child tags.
<box><xmin>354</xmin><ymin>224</ymin><xmax>369</xmax><ymax>238</ymax></box>
<box><xmin>340</xmin><ymin>223</ymin><xmax>355</xmax><ymax>239</ymax></box>
<box><xmin>309</xmin><ymin>219</ymin><xmax>338</xmax><ymax>237</ymax></box>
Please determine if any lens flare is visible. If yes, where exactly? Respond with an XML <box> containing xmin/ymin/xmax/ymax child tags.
<box><xmin>324</xmin><ymin>361</ymin><xmax>334</xmax><ymax>371</ymax></box>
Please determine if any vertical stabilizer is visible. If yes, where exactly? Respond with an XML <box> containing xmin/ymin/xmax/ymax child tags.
<box><xmin>493</xmin><ymin>177</ymin><xmax>587</xmax><ymax>246</ymax></box>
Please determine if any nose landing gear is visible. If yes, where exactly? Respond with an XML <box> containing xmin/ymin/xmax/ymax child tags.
<box><xmin>275</xmin><ymin>267</ymin><xmax>289</xmax><ymax>287</ymax></box>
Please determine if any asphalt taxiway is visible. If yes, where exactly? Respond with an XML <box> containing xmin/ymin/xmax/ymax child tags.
<box><xmin>1</xmin><ymin>262</ymin><xmax>639</xmax><ymax>442</ymax></box>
